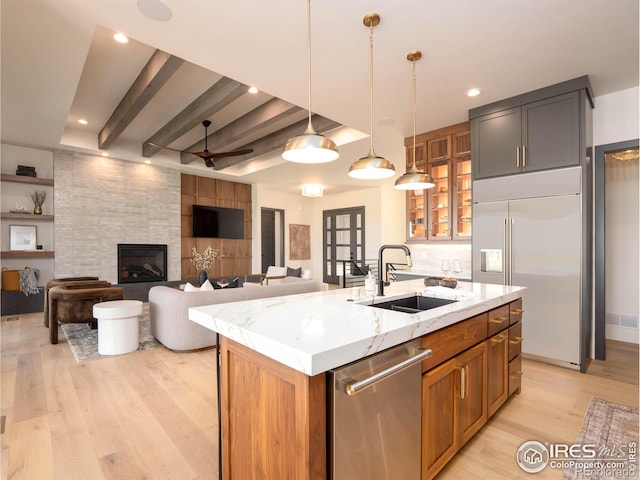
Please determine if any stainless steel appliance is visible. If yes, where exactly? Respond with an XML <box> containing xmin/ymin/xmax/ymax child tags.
<box><xmin>472</xmin><ymin>166</ymin><xmax>591</xmax><ymax>371</ymax></box>
<box><xmin>329</xmin><ymin>339</ymin><xmax>431</xmax><ymax>479</ymax></box>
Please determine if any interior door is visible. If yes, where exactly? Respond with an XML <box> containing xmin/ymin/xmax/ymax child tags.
<box><xmin>510</xmin><ymin>195</ymin><xmax>581</xmax><ymax>366</ymax></box>
<box><xmin>323</xmin><ymin>207</ymin><xmax>365</xmax><ymax>285</ymax></box>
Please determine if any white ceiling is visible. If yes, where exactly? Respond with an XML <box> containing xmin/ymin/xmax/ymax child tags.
<box><xmin>2</xmin><ymin>0</ymin><xmax>638</xmax><ymax>195</ymax></box>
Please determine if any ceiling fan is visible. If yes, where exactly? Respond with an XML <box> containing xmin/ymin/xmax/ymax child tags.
<box><xmin>149</xmin><ymin>120</ymin><xmax>253</xmax><ymax>168</ymax></box>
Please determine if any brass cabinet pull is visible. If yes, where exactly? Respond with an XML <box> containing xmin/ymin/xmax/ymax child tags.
<box><xmin>489</xmin><ymin>315</ymin><xmax>509</xmax><ymax>324</ymax></box>
<box><xmin>509</xmin><ymin>336</ymin><xmax>523</xmax><ymax>345</ymax></box>
<box><xmin>510</xmin><ymin>308</ymin><xmax>524</xmax><ymax>315</ymax></box>
<box><xmin>516</xmin><ymin>146</ymin><xmax>520</xmax><ymax>168</ymax></box>
<box><xmin>459</xmin><ymin>365</ymin><xmax>467</xmax><ymax>399</ymax></box>
<box><xmin>491</xmin><ymin>334</ymin><xmax>507</xmax><ymax>344</ymax></box>
<box><xmin>522</xmin><ymin>145</ymin><xmax>527</xmax><ymax>168</ymax></box>
<box><xmin>510</xmin><ymin>370</ymin><xmax>523</xmax><ymax>377</ymax></box>
<box><xmin>465</xmin><ymin>365</ymin><xmax>469</xmax><ymax>399</ymax></box>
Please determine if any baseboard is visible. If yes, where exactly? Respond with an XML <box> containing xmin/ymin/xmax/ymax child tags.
<box><xmin>605</xmin><ymin>325</ymin><xmax>639</xmax><ymax>344</ymax></box>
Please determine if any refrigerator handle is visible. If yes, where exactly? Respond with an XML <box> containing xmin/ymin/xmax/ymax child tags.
<box><xmin>508</xmin><ymin>218</ymin><xmax>514</xmax><ymax>285</ymax></box>
<box><xmin>502</xmin><ymin>218</ymin><xmax>508</xmax><ymax>285</ymax></box>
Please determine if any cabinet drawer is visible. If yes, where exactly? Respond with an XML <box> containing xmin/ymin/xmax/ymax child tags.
<box><xmin>421</xmin><ymin>313</ymin><xmax>488</xmax><ymax>373</ymax></box>
<box><xmin>487</xmin><ymin>305</ymin><xmax>510</xmax><ymax>336</ymax></box>
<box><xmin>508</xmin><ymin>321</ymin><xmax>522</xmax><ymax>361</ymax></box>
<box><xmin>509</xmin><ymin>354</ymin><xmax>522</xmax><ymax>396</ymax></box>
<box><xmin>509</xmin><ymin>298</ymin><xmax>523</xmax><ymax>325</ymax></box>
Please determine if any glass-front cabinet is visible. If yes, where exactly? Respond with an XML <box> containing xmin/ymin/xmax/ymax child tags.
<box><xmin>405</xmin><ymin>122</ymin><xmax>471</xmax><ymax>242</ymax></box>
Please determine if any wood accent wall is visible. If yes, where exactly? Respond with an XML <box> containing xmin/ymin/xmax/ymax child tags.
<box><xmin>181</xmin><ymin>174</ymin><xmax>252</xmax><ymax>279</ymax></box>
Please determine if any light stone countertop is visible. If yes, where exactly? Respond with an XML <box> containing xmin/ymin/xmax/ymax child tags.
<box><xmin>188</xmin><ymin>279</ymin><xmax>526</xmax><ymax>376</ymax></box>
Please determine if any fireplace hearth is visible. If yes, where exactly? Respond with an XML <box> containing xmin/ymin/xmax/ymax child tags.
<box><xmin>118</xmin><ymin>244</ymin><xmax>167</xmax><ymax>284</ymax></box>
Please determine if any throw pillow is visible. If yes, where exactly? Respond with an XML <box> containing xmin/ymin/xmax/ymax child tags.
<box><xmin>183</xmin><ymin>282</ymin><xmax>198</xmax><ymax>292</ymax></box>
<box><xmin>301</xmin><ymin>269</ymin><xmax>312</xmax><ymax>279</ymax></box>
<box><xmin>200</xmin><ymin>279</ymin><xmax>214</xmax><ymax>291</ymax></box>
<box><xmin>286</xmin><ymin>266</ymin><xmax>302</xmax><ymax>277</ymax></box>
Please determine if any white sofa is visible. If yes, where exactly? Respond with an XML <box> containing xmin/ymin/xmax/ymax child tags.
<box><xmin>148</xmin><ymin>278</ymin><xmax>324</xmax><ymax>351</ymax></box>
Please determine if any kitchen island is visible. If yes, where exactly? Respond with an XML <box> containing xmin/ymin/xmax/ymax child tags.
<box><xmin>189</xmin><ymin>279</ymin><xmax>525</xmax><ymax>479</ymax></box>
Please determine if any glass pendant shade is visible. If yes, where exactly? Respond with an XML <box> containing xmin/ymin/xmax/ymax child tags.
<box><xmin>282</xmin><ymin>0</ymin><xmax>339</xmax><ymax>164</ymax></box>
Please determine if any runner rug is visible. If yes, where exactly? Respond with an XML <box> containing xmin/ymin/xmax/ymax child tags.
<box><xmin>562</xmin><ymin>397</ymin><xmax>639</xmax><ymax>480</ymax></box>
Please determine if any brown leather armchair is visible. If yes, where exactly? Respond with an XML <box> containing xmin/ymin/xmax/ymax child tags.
<box><xmin>48</xmin><ymin>283</ymin><xmax>124</xmax><ymax>344</ymax></box>
<box><xmin>43</xmin><ymin>277</ymin><xmax>100</xmax><ymax>327</ymax></box>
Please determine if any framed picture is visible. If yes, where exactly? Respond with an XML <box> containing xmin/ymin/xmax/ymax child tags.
<box><xmin>289</xmin><ymin>224</ymin><xmax>310</xmax><ymax>260</ymax></box>
<box><xmin>10</xmin><ymin>225</ymin><xmax>37</xmax><ymax>251</ymax></box>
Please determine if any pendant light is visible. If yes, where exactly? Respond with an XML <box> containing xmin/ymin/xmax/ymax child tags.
<box><xmin>348</xmin><ymin>13</ymin><xmax>396</xmax><ymax>180</ymax></box>
<box><xmin>394</xmin><ymin>51</ymin><xmax>435</xmax><ymax>190</ymax></box>
<box><xmin>282</xmin><ymin>0</ymin><xmax>339</xmax><ymax>164</ymax></box>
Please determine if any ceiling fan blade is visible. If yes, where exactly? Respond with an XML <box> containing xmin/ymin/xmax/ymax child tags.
<box><xmin>208</xmin><ymin>148</ymin><xmax>254</xmax><ymax>159</ymax></box>
<box><xmin>147</xmin><ymin>142</ymin><xmax>186</xmax><ymax>154</ymax></box>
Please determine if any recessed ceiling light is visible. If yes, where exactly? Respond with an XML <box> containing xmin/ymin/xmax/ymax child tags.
<box><xmin>78</xmin><ymin>119</ymin><xmax>88</xmax><ymax>125</ymax></box>
<box><xmin>248</xmin><ymin>86</ymin><xmax>258</xmax><ymax>94</ymax></box>
<box><xmin>466</xmin><ymin>88</ymin><xmax>481</xmax><ymax>97</ymax></box>
<box><xmin>101</xmin><ymin>152</ymin><xmax>108</xmax><ymax>157</ymax></box>
<box><xmin>113</xmin><ymin>33</ymin><xmax>129</xmax><ymax>43</ymax></box>
<box><xmin>144</xmin><ymin>160</ymin><xmax>151</xmax><ymax>165</ymax></box>
<box><xmin>136</xmin><ymin>0</ymin><xmax>172</xmax><ymax>22</ymax></box>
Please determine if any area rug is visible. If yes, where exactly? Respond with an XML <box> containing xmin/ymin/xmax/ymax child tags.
<box><xmin>562</xmin><ymin>397</ymin><xmax>639</xmax><ymax>480</ymax></box>
<box><xmin>61</xmin><ymin>303</ymin><xmax>160</xmax><ymax>363</ymax></box>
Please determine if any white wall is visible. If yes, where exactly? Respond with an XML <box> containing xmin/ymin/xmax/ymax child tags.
<box><xmin>594</xmin><ymin>87</ymin><xmax>639</xmax><ymax>146</ymax></box>
<box><xmin>594</xmin><ymin>86</ymin><xmax>639</xmax><ymax>344</ymax></box>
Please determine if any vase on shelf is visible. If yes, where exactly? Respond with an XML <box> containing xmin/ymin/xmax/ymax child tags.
<box><xmin>33</xmin><ymin>205</ymin><xmax>42</xmax><ymax>215</ymax></box>
<box><xmin>198</xmin><ymin>270</ymin><xmax>208</xmax><ymax>286</ymax></box>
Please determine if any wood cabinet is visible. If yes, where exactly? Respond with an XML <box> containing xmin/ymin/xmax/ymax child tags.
<box><xmin>470</xmin><ymin>76</ymin><xmax>594</xmax><ymax>180</ymax></box>
<box><xmin>422</xmin><ymin>343</ymin><xmax>486</xmax><ymax>479</ymax></box>
<box><xmin>508</xmin><ymin>298</ymin><xmax>524</xmax><ymax>395</ymax></box>
<box><xmin>487</xmin><ymin>331</ymin><xmax>508</xmax><ymax>417</ymax></box>
<box><xmin>219</xmin><ymin>338</ymin><xmax>326</xmax><ymax>480</ymax></box>
<box><xmin>405</xmin><ymin>122</ymin><xmax>471</xmax><ymax>242</ymax></box>
<box><xmin>421</xmin><ymin>300</ymin><xmax>522</xmax><ymax>479</ymax></box>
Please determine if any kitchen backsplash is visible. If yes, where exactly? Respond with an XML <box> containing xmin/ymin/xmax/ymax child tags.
<box><xmin>408</xmin><ymin>243</ymin><xmax>472</xmax><ymax>279</ymax></box>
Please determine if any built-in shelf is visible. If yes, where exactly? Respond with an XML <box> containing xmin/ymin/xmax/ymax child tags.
<box><xmin>1</xmin><ymin>250</ymin><xmax>54</xmax><ymax>259</ymax></box>
<box><xmin>0</xmin><ymin>174</ymin><xmax>54</xmax><ymax>186</ymax></box>
<box><xmin>1</xmin><ymin>212</ymin><xmax>54</xmax><ymax>221</ymax></box>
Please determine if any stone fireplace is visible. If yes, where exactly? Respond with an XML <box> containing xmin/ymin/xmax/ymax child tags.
<box><xmin>118</xmin><ymin>244</ymin><xmax>168</xmax><ymax>284</ymax></box>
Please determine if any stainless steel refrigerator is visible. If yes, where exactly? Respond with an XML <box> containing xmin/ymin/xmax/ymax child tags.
<box><xmin>472</xmin><ymin>167</ymin><xmax>591</xmax><ymax>371</ymax></box>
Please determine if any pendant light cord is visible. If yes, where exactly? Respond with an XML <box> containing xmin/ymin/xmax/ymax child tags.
<box><xmin>368</xmin><ymin>22</ymin><xmax>376</xmax><ymax>156</ymax></box>
<box><xmin>306</xmin><ymin>0</ymin><xmax>314</xmax><ymax>133</ymax></box>
<box><xmin>412</xmin><ymin>59</ymin><xmax>417</xmax><ymax>170</ymax></box>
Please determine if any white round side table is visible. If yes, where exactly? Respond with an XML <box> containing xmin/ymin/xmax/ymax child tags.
<box><xmin>93</xmin><ymin>299</ymin><xmax>143</xmax><ymax>355</ymax></box>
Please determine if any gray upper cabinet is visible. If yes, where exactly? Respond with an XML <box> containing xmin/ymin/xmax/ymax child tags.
<box><xmin>470</xmin><ymin>77</ymin><xmax>592</xmax><ymax>180</ymax></box>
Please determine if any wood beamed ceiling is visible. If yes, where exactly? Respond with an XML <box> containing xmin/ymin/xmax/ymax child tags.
<box><xmin>97</xmin><ymin>48</ymin><xmax>341</xmax><ymax>170</ymax></box>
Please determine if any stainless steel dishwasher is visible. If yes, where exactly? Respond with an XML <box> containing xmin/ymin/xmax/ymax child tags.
<box><xmin>329</xmin><ymin>338</ymin><xmax>432</xmax><ymax>479</ymax></box>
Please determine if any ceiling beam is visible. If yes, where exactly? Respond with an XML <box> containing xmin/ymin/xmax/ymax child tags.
<box><xmin>98</xmin><ymin>50</ymin><xmax>184</xmax><ymax>150</ymax></box>
<box><xmin>142</xmin><ymin>77</ymin><xmax>247</xmax><ymax>158</ymax></box>
<box><xmin>213</xmin><ymin>115</ymin><xmax>340</xmax><ymax>170</ymax></box>
<box><xmin>180</xmin><ymin>98</ymin><xmax>303</xmax><ymax>164</ymax></box>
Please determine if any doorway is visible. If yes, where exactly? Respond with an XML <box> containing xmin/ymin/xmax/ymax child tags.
<box><xmin>261</xmin><ymin>208</ymin><xmax>285</xmax><ymax>273</ymax></box>
<box><xmin>594</xmin><ymin>140</ymin><xmax>639</xmax><ymax>360</ymax></box>
<box><xmin>323</xmin><ymin>206</ymin><xmax>365</xmax><ymax>285</ymax></box>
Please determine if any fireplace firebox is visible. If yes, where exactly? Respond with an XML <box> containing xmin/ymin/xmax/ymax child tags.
<box><xmin>118</xmin><ymin>244</ymin><xmax>167</xmax><ymax>284</ymax></box>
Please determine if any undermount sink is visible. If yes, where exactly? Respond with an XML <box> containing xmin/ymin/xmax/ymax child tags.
<box><xmin>368</xmin><ymin>295</ymin><xmax>458</xmax><ymax>314</ymax></box>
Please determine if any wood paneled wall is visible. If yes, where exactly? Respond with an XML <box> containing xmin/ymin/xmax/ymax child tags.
<box><xmin>181</xmin><ymin>174</ymin><xmax>252</xmax><ymax>279</ymax></box>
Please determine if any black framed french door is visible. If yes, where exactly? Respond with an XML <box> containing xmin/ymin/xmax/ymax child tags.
<box><xmin>323</xmin><ymin>206</ymin><xmax>365</xmax><ymax>284</ymax></box>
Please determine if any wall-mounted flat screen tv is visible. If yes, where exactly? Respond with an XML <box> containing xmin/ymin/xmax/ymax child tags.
<box><xmin>192</xmin><ymin>205</ymin><xmax>244</xmax><ymax>239</ymax></box>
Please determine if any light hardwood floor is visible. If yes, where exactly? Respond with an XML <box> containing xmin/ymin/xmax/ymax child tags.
<box><xmin>2</xmin><ymin>310</ymin><xmax>638</xmax><ymax>480</ymax></box>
